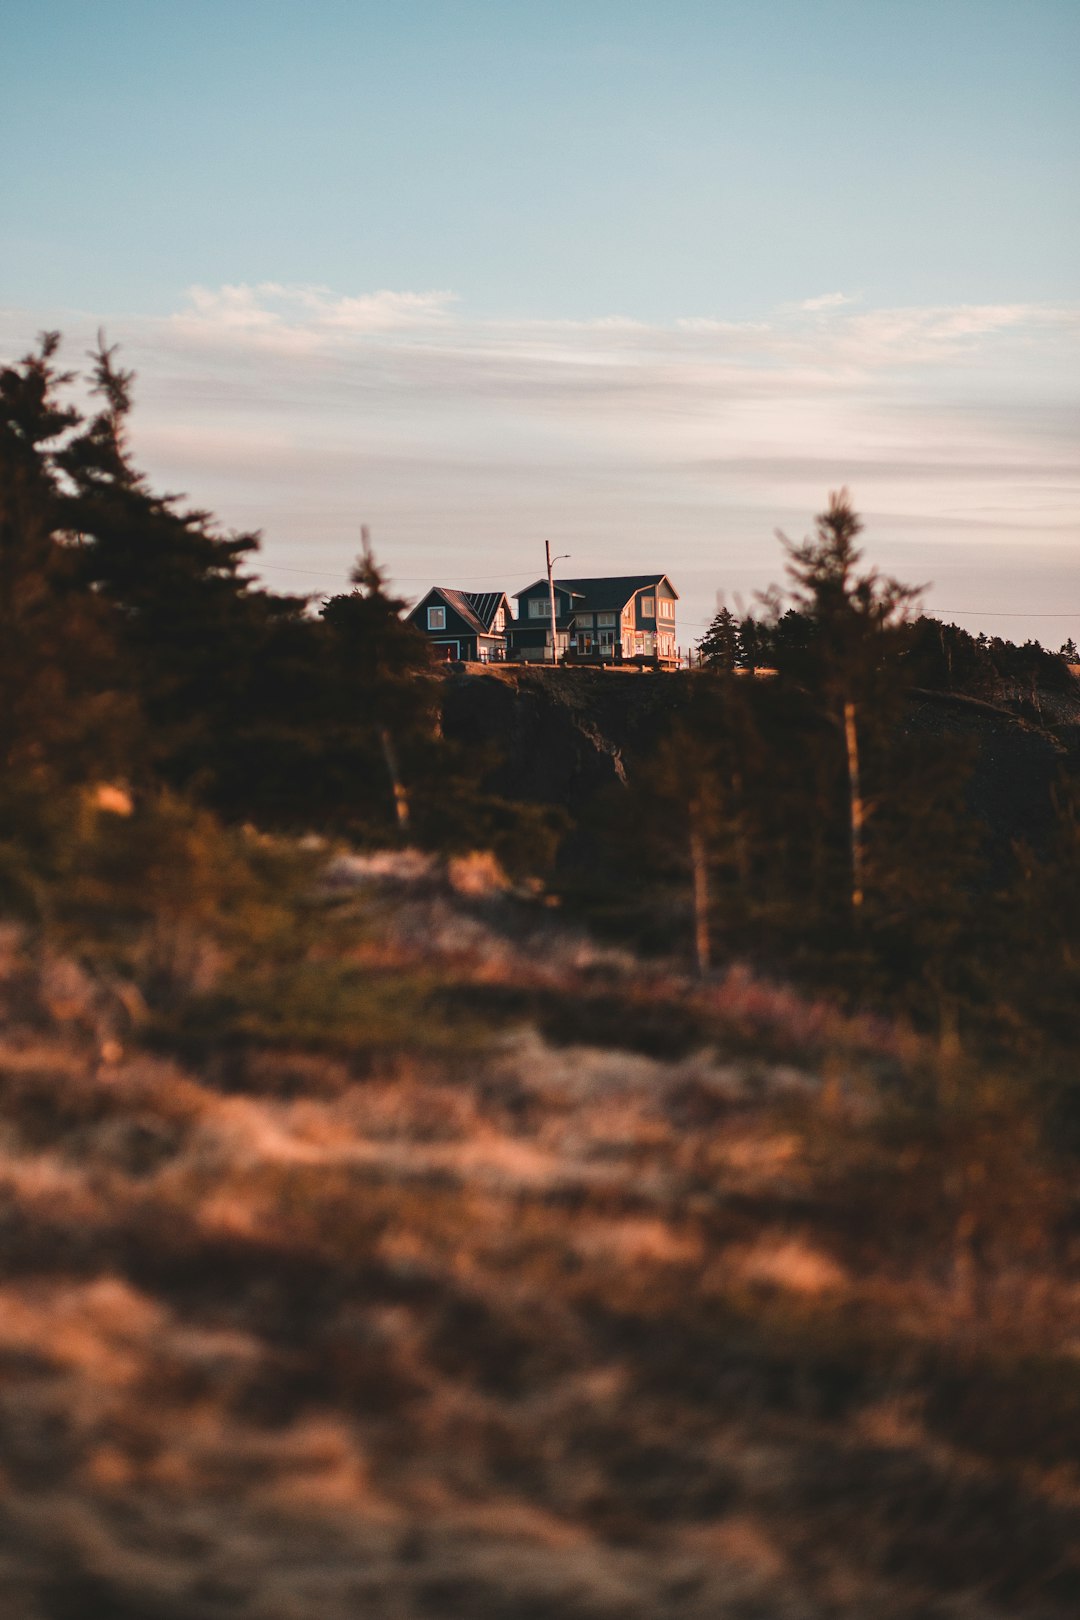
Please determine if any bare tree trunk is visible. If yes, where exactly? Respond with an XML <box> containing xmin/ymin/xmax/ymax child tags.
<box><xmin>379</xmin><ymin>726</ymin><xmax>410</xmax><ymax>833</ymax></box>
<box><xmin>731</xmin><ymin>769</ymin><xmax>750</xmax><ymax>887</ymax></box>
<box><xmin>689</xmin><ymin>804</ymin><xmax>711</xmax><ymax>975</ymax></box>
<box><xmin>843</xmin><ymin>699</ymin><xmax>865</xmax><ymax>912</ymax></box>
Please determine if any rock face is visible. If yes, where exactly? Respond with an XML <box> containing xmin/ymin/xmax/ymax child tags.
<box><xmin>439</xmin><ymin>667</ymin><xmax>682</xmax><ymax>808</ymax></box>
<box><xmin>905</xmin><ymin>688</ymin><xmax>1070</xmax><ymax>858</ymax></box>
<box><xmin>440</xmin><ymin>666</ymin><xmax>1077</xmax><ymax>857</ymax></box>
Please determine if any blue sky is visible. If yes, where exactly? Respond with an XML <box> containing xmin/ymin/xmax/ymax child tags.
<box><xmin>2</xmin><ymin>0</ymin><xmax>1078</xmax><ymax>640</ymax></box>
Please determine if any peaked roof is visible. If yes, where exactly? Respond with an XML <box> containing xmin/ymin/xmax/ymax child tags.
<box><xmin>411</xmin><ymin>586</ymin><xmax>509</xmax><ymax>636</ymax></box>
<box><xmin>459</xmin><ymin>590</ymin><xmax>509</xmax><ymax>631</ymax></box>
<box><xmin>514</xmin><ymin>579</ymin><xmax>585</xmax><ymax>602</ymax></box>
<box><xmin>514</xmin><ymin>574</ymin><xmax>678</xmax><ymax>610</ymax></box>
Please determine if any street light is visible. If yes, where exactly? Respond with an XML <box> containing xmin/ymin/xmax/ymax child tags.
<box><xmin>545</xmin><ymin>541</ymin><xmax>571</xmax><ymax>666</ymax></box>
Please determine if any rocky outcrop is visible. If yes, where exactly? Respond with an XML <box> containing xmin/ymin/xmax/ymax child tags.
<box><xmin>439</xmin><ymin>667</ymin><xmax>1078</xmax><ymax>859</ymax></box>
<box><xmin>438</xmin><ymin>667</ymin><xmax>681</xmax><ymax>807</ymax></box>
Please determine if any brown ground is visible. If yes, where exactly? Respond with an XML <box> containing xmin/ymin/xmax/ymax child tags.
<box><xmin>0</xmin><ymin>866</ymin><xmax>1078</xmax><ymax>1619</ymax></box>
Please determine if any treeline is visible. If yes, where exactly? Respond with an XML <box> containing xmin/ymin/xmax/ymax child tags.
<box><xmin>699</xmin><ymin>602</ymin><xmax>1077</xmax><ymax>704</ymax></box>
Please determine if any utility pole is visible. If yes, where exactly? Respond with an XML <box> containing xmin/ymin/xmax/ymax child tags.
<box><xmin>545</xmin><ymin>540</ymin><xmax>571</xmax><ymax>666</ymax></box>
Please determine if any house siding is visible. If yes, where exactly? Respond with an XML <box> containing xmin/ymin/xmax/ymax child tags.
<box><xmin>408</xmin><ymin>588</ymin><xmax>513</xmax><ymax>663</ymax></box>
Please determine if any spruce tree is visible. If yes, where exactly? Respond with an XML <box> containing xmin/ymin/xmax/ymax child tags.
<box><xmin>319</xmin><ymin>533</ymin><xmax>435</xmax><ymax>835</ymax></box>
<box><xmin>0</xmin><ymin>334</ymin><xmax>134</xmax><ymax>789</ymax></box>
<box><xmin>696</xmin><ymin>604</ymin><xmax>740</xmax><ymax>672</ymax></box>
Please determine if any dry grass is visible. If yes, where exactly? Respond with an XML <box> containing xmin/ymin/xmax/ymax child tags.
<box><xmin>0</xmin><ymin>875</ymin><xmax>1077</xmax><ymax>1619</ymax></box>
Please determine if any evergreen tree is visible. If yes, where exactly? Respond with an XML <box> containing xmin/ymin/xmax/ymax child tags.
<box><xmin>0</xmin><ymin>334</ymin><xmax>135</xmax><ymax>789</ymax></box>
<box><xmin>737</xmin><ymin>616</ymin><xmax>766</xmax><ymax>674</ymax></box>
<box><xmin>51</xmin><ymin>336</ymin><xmax>320</xmax><ymax>805</ymax></box>
<box><xmin>319</xmin><ymin>533</ymin><xmax>436</xmax><ymax>835</ymax></box>
<box><xmin>769</xmin><ymin>489</ymin><xmax>923</xmax><ymax>915</ymax></box>
<box><xmin>696</xmin><ymin>604</ymin><xmax>740</xmax><ymax>672</ymax></box>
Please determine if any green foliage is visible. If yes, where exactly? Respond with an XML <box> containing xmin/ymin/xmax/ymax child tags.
<box><xmin>909</xmin><ymin>615</ymin><xmax>1077</xmax><ymax>711</ymax></box>
<box><xmin>696</xmin><ymin>603</ymin><xmax>740</xmax><ymax>671</ymax></box>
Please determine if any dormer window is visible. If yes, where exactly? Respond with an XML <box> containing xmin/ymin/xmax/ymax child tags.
<box><xmin>427</xmin><ymin>606</ymin><xmax>446</xmax><ymax>630</ymax></box>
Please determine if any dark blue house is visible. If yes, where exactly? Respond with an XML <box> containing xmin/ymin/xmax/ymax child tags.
<box><xmin>507</xmin><ymin>574</ymin><xmax>679</xmax><ymax>666</ymax></box>
<box><xmin>406</xmin><ymin>586</ymin><xmax>512</xmax><ymax>663</ymax></box>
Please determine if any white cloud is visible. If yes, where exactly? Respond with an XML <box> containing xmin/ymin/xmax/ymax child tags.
<box><xmin>799</xmin><ymin>291</ymin><xmax>857</xmax><ymax>312</ymax></box>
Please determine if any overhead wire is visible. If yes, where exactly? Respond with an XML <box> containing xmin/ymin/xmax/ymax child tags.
<box><xmin>251</xmin><ymin>563</ymin><xmax>1076</xmax><ymax>628</ymax></box>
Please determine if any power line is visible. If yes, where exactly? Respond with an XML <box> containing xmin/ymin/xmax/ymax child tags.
<box><xmin>256</xmin><ymin>561</ymin><xmax>520</xmax><ymax>583</ymax></box>
<box><xmin>926</xmin><ymin>607</ymin><xmax>1077</xmax><ymax>618</ymax></box>
<box><xmin>253</xmin><ymin>562</ymin><xmax>1077</xmax><ymax>622</ymax></box>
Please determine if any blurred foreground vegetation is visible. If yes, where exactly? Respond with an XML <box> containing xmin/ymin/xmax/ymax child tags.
<box><xmin>1</xmin><ymin>334</ymin><xmax>1080</xmax><ymax>1615</ymax></box>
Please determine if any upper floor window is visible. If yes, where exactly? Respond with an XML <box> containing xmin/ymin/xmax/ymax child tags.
<box><xmin>493</xmin><ymin>608</ymin><xmax>505</xmax><ymax>631</ymax></box>
<box><xmin>528</xmin><ymin>597</ymin><xmax>548</xmax><ymax>618</ymax></box>
<box><xmin>640</xmin><ymin>595</ymin><xmax>655</xmax><ymax>618</ymax></box>
<box><xmin>576</xmin><ymin>613</ymin><xmax>594</xmax><ymax>628</ymax></box>
<box><xmin>659</xmin><ymin>597</ymin><xmax>675</xmax><ymax>620</ymax></box>
<box><xmin>597</xmin><ymin>611</ymin><xmax>616</xmax><ymax>626</ymax></box>
<box><xmin>427</xmin><ymin>605</ymin><xmax>446</xmax><ymax>630</ymax></box>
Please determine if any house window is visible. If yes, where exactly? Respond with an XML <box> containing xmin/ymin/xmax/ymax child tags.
<box><xmin>640</xmin><ymin>596</ymin><xmax>655</xmax><ymax>618</ymax></box>
<box><xmin>597</xmin><ymin>611</ymin><xmax>616</xmax><ymax>626</ymax></box>
<box><xmin>427</xmin><ymin>606</ymin><xmax>446</xmax><ymax>630</ymax></box>
<box><xmin>576</xmin><ymin>613</ymin><xmax>594</xmax><ymax>628</ymax></box>
<box><xmin>659</xmin><ymin>598</ymin><xmax>675</xmax><ymax>620</ymax></box>
<box><xmin>528</xmin><ymin>597</ymin><xmax>548</xmax><ymax>618</ymax></box>
<box><xmin>493</xmin><ymin>608</ymin><xmax>505</xmax><ymax>631</ymax></box>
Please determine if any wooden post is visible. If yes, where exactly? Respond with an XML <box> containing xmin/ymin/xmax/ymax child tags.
<box><xmin>689</xmin><ymin>803</ymin><xmax>711</xmax><ymax>975</ymax></box>
<box><xmin>843</xmin><ymin>699</ymin><xmax>864</xmax><ymax>912</ymax></box>
<box><xmin>379</xmin><ymin>726</ymin><xmax>410</xmax><ymax>832</ymax></box>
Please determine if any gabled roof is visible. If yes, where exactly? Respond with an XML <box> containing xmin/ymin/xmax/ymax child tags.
<box><xmin>514</xmin><ymin>579</ymin><xmax>585</xmax><ymax>603</ymax></box>
<box><xmin>459</xmin><ymin>590</ymin><xmax>510</xmax><ymax>632</ymax></box>
<box><xmin>410</xmin><ymin>587</ymin><xmax>510</xmax><ymax>637</ymax></box>
<box><xmin>514</xmin><ymin>574</ymin><xmax>678</xmax><ymax>612</ymax></box>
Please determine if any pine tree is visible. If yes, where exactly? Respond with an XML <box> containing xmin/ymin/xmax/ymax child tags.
<box><xmin>0</xmin><ymin>334</ymin><xmax>134</xmax><ymax>789</ymax></box>
<box><xmin>697</xmin><ymin>604</ymin><xmax>740</xmax><ymax>672</ymax></box>
<box><xmin>54</xmin><ymin>335</ymin><xmax>315</xmax><ymax>801</ymax></box>
<box><xmin>771</xmin><ymin>489</ymin><xmax>922</xmax><ymax>916</ymax></box>
<box><xmin>319</xmin><ymin>532</ymin><xmax>435</xmax><ymax>835</ymax></box>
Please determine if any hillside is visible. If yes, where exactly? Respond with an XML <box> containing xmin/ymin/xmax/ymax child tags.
<box><xmin>1</xmin><ymin>856</ymin><xmax>1078</xmax><ymax>1619</ymax></box>
<box><xmin>440</xmin><ymin>663</ymin><xmax>1079</xmax><ymax>862</ymax></box>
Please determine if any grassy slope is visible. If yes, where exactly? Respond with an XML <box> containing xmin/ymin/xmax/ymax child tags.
<box><xmin>0</xmin><ymin>862</ymin><xmax>1078</xmax><ymax>1619</ymax></box>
